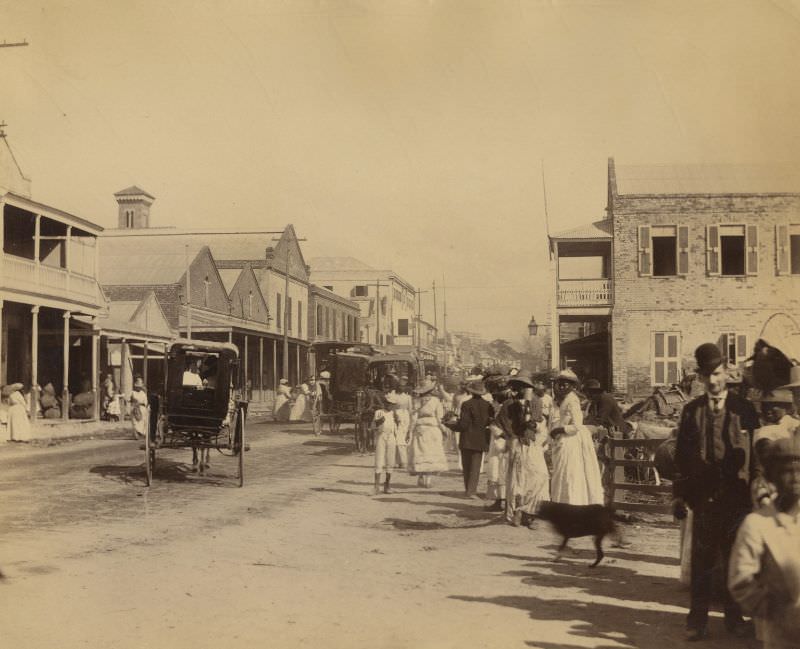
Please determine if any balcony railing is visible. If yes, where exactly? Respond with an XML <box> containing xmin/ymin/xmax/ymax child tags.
<box><xmin>2</xmin><ymin>254</ymin><xmax>99</xmax><ymax>306</ymax></box>
<box><xmin>557</xmin><ymin>278</ymin><xmax>612</xmax><ymax>307</ymax></box>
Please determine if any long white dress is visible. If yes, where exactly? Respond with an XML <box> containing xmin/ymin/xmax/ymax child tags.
<box><xmin>129</xmin><ymin>388</ymin><xmax>149</xmax><ymax>438</ymax></box>
<box><xmin>408</xmin><ymin>396</ymin><xmax>449</xmax><ymax>474</ymax></box>
<box><xmin>550</xmin><ymin>391</ymin><xmax>604</xmax><ymax>505</ymax></box>
<box><xmin>273</xmin><ymin>384</ymin><xmax>292</xmax><ymax>422</ymax></box>
<box><xmin>7</xmin><ymin>390</ymin><xmax>32</xmax><ymax>442</ymax></box>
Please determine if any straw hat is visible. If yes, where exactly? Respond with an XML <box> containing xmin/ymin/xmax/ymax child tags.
<box><xmin>759</xmin><ymin>388</ymin><xmax>795</xmax><ymax>404</ymax></box>
<box><xmin>1</xmin><ymin>382</ymin><xmax>24</xmax><ymax>397</ymax></box>
<box><xmin>279</xmin><ymin>378</ymin><xmax>289</xmax><ymax>385</ymax></box>
<box><xmin>763</xmin><ymin>436</ymin><xmax>800</xmax><ymax>480</ymax></box>
<box><xmin>413</xmin><ymin>379</ymin><xmax>437</xmax><ymax>396</ymax></box>
<box><xmin>508</xmin><ymin>371</ymin><xmax>534</xmax><ymax>389</ymax></box>
<box><xmin>384</xmin><ymin>392</ymin><xmax>400</xmax><ymax>405</ymax></box>
<box><xmin>555</xmin><ymin>369</ymin><xmax>580</xmax><ymax>385</ymax></box>
<box><xmin>465</xmin><ymin>380</ymin><xmax>487</xmax><ymax>396</ymax></box>
<box><xmin>584</xmin><ymin>378</ymin><xmax>602</xmax><ymax>391</ymax></box>
<box><xmin>319</xmin><ymin>371</ymin><xmax>331</xmax><ymax>379</ymax></box>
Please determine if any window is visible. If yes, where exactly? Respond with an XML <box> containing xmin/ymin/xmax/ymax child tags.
<box><xmin>203</xmin><ymin>276</ymin><xmax>210</xmax><ymax>307</ymax></box>
<box><xmin>720</xmin><ymin>332</ymin><xmax>749</xmax><ymax>366</ymax></box>
<box><xmin>323</xmin><ymin>285</ymin><xmax>334</xmax><ymax>291</ymax></box>
<box><xmin>297</xmin><ymin>301</ymin><xmax>302</xmax><ymax>336</ymax></box>
<box><xmin>125</xmin><ymin>210</ymin><xmax>134</xmax><ymax>228</ymax></box>
<box><xmin>247</xmin><ymin>291</ymin><xmax>253</xmax><ymax>318</ymax></box>
<box><xmin>353</xmin><ymin>285</ymin><xmax>368</xmax><ymax>297</ymax></box>
<box><xmin>332</xmin><ymin>309</ymin><xmax>338</xmax><ymax>339</ymax></box>
<box><xmin>325</xmin><ymin>307</ymin><xmax>331</xmax><ymax>338</ymax></box>
<box><xmin>777</xmin><ymin>224</ymin><xmax>800</xmax><ymax>275</ymax></box>
<box><xmin>652</xmin><ymin>332</ymin><xmax>680</xmax><ymax>386</ymax></box>
<box><xmin>380</xmin><ymin>296</ymin><xmax>387</xmax><ymax>316</ymax></box>
<box><xmin>316</xmin><ymin>305</ymin><xmax>323</xmax><ymax>336</ymax></box>
<box><xmin>707</xmin><ymin>224</ymin><xmax>758</xmax><ymax>276</ymax></box>
<box><xmin>398</xmin><ymin>319</ymin><xmax>409</xmax><ymax>336</ymax></box>
<box><xmin>276</xmin><ymin>293</ymin><xmax>282</xmax><ymax>329</ymax></box>
<box><xmin>287</xmin><ymin>297</ymin><xmax>293</xmax><ymax>331</ymax></box>
<box><xmin>638</xmin><ymin>225</ymin><xmax>688</xmax><ymax>276</ymax></box>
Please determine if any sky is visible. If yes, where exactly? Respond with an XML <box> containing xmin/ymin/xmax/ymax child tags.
<box><xmin>2</xmin><ymin>0</ymin><xmax>800</xmax><ymax>345</ymax></box>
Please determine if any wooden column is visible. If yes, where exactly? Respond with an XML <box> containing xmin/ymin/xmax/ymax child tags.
<box><xmin>142</xmin><ymin>341</ymin><xmax>149</xmax><ymax>387</ymax></box>
<box><xmin>296</xmin><ymin>344</ymin><xmax>300</xmax><ymax>382</ymax></box>
<box><xmin>65</xmin><ymin>225</ymin><xmax>72</xmax><ymax>296</ymax></box>
<box><xmin>259</xmin><ymin>337</ymin><xmax>264</xmax><ymax>402</ymax></box>
<box><xmin>62</xmin><ymin>311</ymin><xmax>71</xmax><ymax>420</ymax></box>
<box><xmin>33</xmin><ymin>214</ymin><xmax>41</xmax><ymax>284</ymax></box>
<box><xmin>228</xmin><ymin>330</ymin><xmax>233</xmax><ymax>344</ymax></box>
<box><xmin>30</xmin><ymin>306</ymin><xmax>39</xmax><ymax>418</ymax></box>
<box><xmin>0</xmin><ymin>298</ymin><xmax>3</xmax><ymax>386</ymax></box>
<box><xmin>120</xmin><ymin>338</ymin><xmax>128</xmax><ymax>401</ymax></box>
<box><xmin>91</xmin><ymin>316</ymin><xmax>99</xmax><ymax>420</ymax></box>
<box><xmin>272</xmin><ymin>339</ymin><xmax>277</xmax><ymax>390</ymax></box>
<box><xmin>244</xmin><ymin>334</ymin><xmax>249</xmax><ymax>400</ymax></box>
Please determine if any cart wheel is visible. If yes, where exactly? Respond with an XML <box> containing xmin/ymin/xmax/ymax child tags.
<box><xmin>144</xmin><ymin>426</ymin><xmax>154</xmax><ymax>486</ymax></box>
<box><xmin>236</xmin><ymin>407</ymin><xmax>245</xmax><ymax>488</ymax></box>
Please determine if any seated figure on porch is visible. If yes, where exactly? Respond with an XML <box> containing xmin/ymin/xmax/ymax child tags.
<box><xmin>40</xmin><ymin>382</ymin><xmax>61</xmax><ymax>419</ymax></box>
<box><xmin>69</xmin><ymin>379</ymin><xmax>94</xmax><ymax>419</ymax></box>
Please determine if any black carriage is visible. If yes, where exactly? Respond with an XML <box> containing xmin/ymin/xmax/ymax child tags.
<box><xmin>324</xmin><ymin>352</ymin><xmax>423</xmax><ymax>452</ymax></box>
<box><xmin>145</xmin><ymin>340</ymin><xmax>247</xmax><ymax>487</ymax></box>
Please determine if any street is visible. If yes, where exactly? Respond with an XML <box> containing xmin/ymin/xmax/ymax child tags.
<box><xmin>1</xmin><ymin>423</ymin><xmax>752</xmax><ymax>649</ymax></box>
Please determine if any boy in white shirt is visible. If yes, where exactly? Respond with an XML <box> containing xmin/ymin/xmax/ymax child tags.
<box><xmin>373</xmin><ymin>393</ymin><xmax>400</xmax><ymax>494</ymax></box>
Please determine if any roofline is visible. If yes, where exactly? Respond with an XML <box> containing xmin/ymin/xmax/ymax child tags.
<box><xmin>616</xmin><ymin>191</ymin><xmax>800</xmax><ymax>199</ymax></box>
<box><xmin>114</xmin><ymin>188</ymin><xmax>155</xmax><ymax>200</ymax></box>
<box><xmin>2</xmin><ymin>191</ymin><xmax>104</xmax><ymax>233</ymax></box>
<box><xmin>102</xmin><ymin>228</ymin><xmax>285</xmax><ymax>237</ymax></box>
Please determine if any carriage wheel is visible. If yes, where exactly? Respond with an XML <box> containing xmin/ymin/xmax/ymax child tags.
<box><xmin>144</xmin><ymin>424</ymin><xmax>154</xmax><ymax>486</ymax></box>
<box><xmin>236</xmin><ymin>407</ymin><xmax>245</xmax><ymax>488</ymax></box>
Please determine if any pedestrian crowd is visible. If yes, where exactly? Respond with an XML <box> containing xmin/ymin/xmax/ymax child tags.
<box><xmin>326</xmin><ymin>341</ymin><xmax>800</xmax><ymax>649</ymax></box>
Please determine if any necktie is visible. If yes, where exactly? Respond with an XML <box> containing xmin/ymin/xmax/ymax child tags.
<box><xmin>711</xmin><ymin>397</ymin><xmax>723</xmax><ymax>413</ymax></box>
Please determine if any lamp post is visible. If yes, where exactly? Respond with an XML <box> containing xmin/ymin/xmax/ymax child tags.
<box><xmin>527</xmin><ymin>315</ymin><xmax>552</xmax><ymax>371</ymax></box>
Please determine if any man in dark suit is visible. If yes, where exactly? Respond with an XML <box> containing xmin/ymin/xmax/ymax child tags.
<box><xmin>584</xmin><ymin>378</ymin><xmax>632</xmax><ymax>436</ymax></box>
<box><xmin>674</xmin><ymin>343</ymin><xmax>759</xmax><ymax>641</ymax></box>
<box><xmin>455</xmin><ymin>379</ymin><xmax>493</xmax><ymax>499</ymax></box>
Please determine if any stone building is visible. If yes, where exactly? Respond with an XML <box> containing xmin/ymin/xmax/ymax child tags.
<box><xmin>308</xmin><ymin>284</ymin><xmax>360</xmax><ymax>345</ymax></box>
<box><xmin>550</xmin><ymin>158</ymin><xmax>800</xmax><ymax>397</ymax></box>
<box><xmin>308</xmin><ymin>257</ymin><xmax>417</xmax><ymax>348</ymax></box>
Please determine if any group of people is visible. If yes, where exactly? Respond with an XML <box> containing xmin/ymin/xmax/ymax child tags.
<box><xmin>673</xmin><ymin>342</ymin><xmax>799</xmax><ymax>646</ymax></box>
<box><xmin>273</xmin><ymin>374</ymin><xmax>325</xmax><ymax>423</ymax></box>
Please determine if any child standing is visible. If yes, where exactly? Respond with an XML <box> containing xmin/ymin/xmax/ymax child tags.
<box><xmin>373</xmin><ymin>393</ymin><xmax>400</xmax><ymax>495</ymax></box>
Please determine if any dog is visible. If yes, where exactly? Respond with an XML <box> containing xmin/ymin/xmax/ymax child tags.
<box><xmin>536</xmin><ymin>501</ymin><xmax>617</xmax><ymax>567</ymax></box>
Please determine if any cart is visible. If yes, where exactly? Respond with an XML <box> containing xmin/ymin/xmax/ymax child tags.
<box><xmin>145</xmin><ymin>340</ymin><xmax>247</xmax><ymax>487</ymax></box>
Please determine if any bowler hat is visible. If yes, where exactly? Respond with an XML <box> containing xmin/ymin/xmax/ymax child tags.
<box><xmin>466</xmin><ymin>380</ymin><xmax>487</xmax><ymax>396</ymax></box>
<box><xmin>695</xmin><ymin>343</ymin><xmax>724</xmax><ymax>374</ymax></box>
<box><xmin>584</xmin><ymin>378</ymin><xmax>602</xmax><ymax>391</ymax></box>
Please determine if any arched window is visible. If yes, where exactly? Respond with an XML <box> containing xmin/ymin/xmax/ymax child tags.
<box><xmin>203</xmin><ymin>276</ymin><xmax>210</xmax><ymax>307</ymax></box>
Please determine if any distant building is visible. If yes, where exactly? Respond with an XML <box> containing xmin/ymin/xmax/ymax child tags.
<box><xmin>308</xmin><ymin>284</ymin><xmax>360</xmax><ymax>344</ymax></box>
<box><xmin>550</xmin><ymin>158</ymin><xmax>800</xmax><ymax>397</ymax></box>
<box><xmin>308</xmin><ymin>257</ymin><xmax>416</xmax><ymax>348</ymax></box>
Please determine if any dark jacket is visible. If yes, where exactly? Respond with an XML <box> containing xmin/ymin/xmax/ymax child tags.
<box><xmin>457</xmin><ymin>396</ymin><xmax>494</xmax><ymax>451</ymax></box>
<box><xmin>674</xmin><ymin>391</ymin><xmax>759</xmax><ymax>509</ymax></box>
<box><xmin>586</xmin><ymin>392</ymin><xmax>631</xmax><ymax>435</ymax></box>
<box><xmin>496</xmin><ymin>395</ymin><xmax>543</xmax><ymax>442</ymax></box>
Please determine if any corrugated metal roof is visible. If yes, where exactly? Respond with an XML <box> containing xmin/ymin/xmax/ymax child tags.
<box><xmin>550</xmin><ymin>219</ymin><xmax>612</xmax><ymax>239</ymax></box>
<box><xmin>615</xmin><ymin>163</ymin><xmax>800</xmax><ymax>195</ymax></box>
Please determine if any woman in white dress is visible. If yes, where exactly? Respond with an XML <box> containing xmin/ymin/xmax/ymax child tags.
<box><xmin>273</xmin><ymin>378</ymin><xmax>292</xmax><ymax>422</ymax></box>
<box><xmin>4</xmin><ymin>383</ymin><xmax>32</xmax><ymax>442</ymax></box>
<box><xmin>408</xmin><ymin>380</ymin><xmax>449</xmax><ymax>488</ymax></box>
<box><xmin>289</xmin><ymin>381</ymin><xmax>309</xmax><ymax>422</ymax></box>
<box><xmin>549</xmin><ymin>369</ymin><xmax>604</xmax><ymax>506</ymax></box>
<box><xmin>128</xmin><ymin>376</ymin><xmax>149</xmax><ymax>440</ymax></box>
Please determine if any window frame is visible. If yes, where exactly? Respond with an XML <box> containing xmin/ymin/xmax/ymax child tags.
<box><xmin>638</xmin><ymin>224</ymin><xmax>689</xmax><ymax>277</ymax></box>
<box><xmin>651</xmin><ymin>331</ymin><xmax>681</xmax><ymax>387</ymax></box>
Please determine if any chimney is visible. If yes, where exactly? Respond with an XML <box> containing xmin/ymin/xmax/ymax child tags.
<box><xmin>114</xmin><ymin>186</ymin><xmax>155</xmax><ymax>229</ymax></box>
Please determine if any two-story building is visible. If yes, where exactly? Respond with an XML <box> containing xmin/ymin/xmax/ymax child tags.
<box><xmin>1</xmin><ymin>131</ymin><xmax>104</xmax><ymax>421</ymax></box>
<box><xmin>550</xmin><ymin>158</ymin><xmax>800</xmax><ymax>397</ymax></box>
<box><xmin>308</xmin><ymin>257</ymin><xmax>417</xmax><ymax>348</ymax></box>
<box><xmin>100</xmin><ymin>188</ymin><xmax>314</xmax><ymax>403</ymax></box>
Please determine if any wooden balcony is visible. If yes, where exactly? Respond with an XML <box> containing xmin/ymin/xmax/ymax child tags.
<box><xmin>1</xmin><ymin>253</ymin><xmax>100</xmax><ymax>307</ymax></box>
<box><xmin>557</xmin><ymin>278</ymin><xmax>613</xmax><ymax>308</ymax></box>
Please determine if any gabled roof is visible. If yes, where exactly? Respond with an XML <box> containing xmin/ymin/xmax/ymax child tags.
<box><xmin>218</xmin><ymin>268</ymin><xmax>241</xmax><ymax>295</ymax></box>
<box><xmin>550</xmin><ymin>219</ymin><xmax>612</xmax><ymax>240</ymax></box>
<box><xmin>614</xmin><ymin>163</ymin><xmax>800</xmax><ymax>196</ymax></box>
<box><xmin>114</xmin><ymin>185</ymin><xmax>155</xmax><ymax>199</ymax></box>
<box><xmin>100</xmin><ymin>236</ymin><xmax>209</xmax><ymax>284</ymax></box>
<box><xmin>308</xmin><ymin>256</ymin><xmax>376</xmax><ymax>272</ymax></box>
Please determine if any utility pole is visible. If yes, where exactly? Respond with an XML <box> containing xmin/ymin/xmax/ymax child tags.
<box><xmin>442</xmin><ymin>275</ymin><xmax>449</xmax><ymax>371</ymax></box>
<box><xmin>185</xmin><ymin>244</ymin><xmax>192</xmax><ymax>339</ymax></box>
<box><xmin>432</xmin><ymin>280</ymin><xmax>439</xmax><ymax>364</ymax></box>
<box><xmin>273</xmin><ymin>233</ymin><xmax>307</xmax><ymax>380</ymax></box>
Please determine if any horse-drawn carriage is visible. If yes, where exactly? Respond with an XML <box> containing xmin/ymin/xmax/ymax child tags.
<box><xmin>317</xmin><ymin>351</ymin><xmax>423</xmax><ymax>452</ymax></box>
<box><xmin>145</xmin><ymin>340</ymin><xmax>247</xmax><ymax>487</ymax></box>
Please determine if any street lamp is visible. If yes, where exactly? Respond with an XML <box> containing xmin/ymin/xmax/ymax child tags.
<box><xmin>527</xmin><ymin>315</ymin><xmax>540</xmax><ymax>336</ymax></box>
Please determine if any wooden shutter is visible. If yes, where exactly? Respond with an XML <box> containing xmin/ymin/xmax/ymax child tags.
<box><xmin>719</xmin><ymin>333</ymin><xmax>730</xmax><ymax>363</ymax></box>
<box><xmin>736</xmin><ymin>334</ymin><xmax>748</xmax><ymax>362</ymax></box>
<box><xmin>745</xmin><ymin>224</ymin><xmax>759</xmax><ymax>275</ymax></box>
<box><xmin>666</xmin><ymin>333</ymin><xmax>680</xmax><ymax>384</ymax></box>
<box><xmin>706</xmin><ymin>225</ymin><xmax>720</xmax><ymax>275</ymax></box>
<box><xmin>677</xmin><ymin>225</ymin><xmax>689</xmax><ymax>275</ymax></box>
<box><xmin>776</xmin><ymin>224</ymin><xmax>790</xmax><ymax>275</ymax></box>
<box><xmin>638</xmin><ymin>225</ymin><xmax>652</xmax><ymax>276</ymax></box>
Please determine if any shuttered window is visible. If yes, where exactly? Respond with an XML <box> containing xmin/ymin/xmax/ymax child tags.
<box><xmin>719</xmin><ymin>332</ymin><xmax>749</xmax><ymax>366</ymax></box>
<box><xmin>708</xmin><ymin>224</ymin><xmax>758</xmax><ymax>276</ymax></box>
<box><xmin>706</xmin><ymin>225</ymin><xmax>720</xmax><ymax>275</ymax></box>
<box><xmin>778</xmin><ymin>224</ymin><xmax>800</xmax><ymax>275</ymax></box>
<box><xmin>637</xmin><ymin>225</ymin><xmax>652</xmax><ymax>276</ymax></box>
<box><xmin>652</xmin><ymin>332</ymin><xmax>681</xmax><ymax>386</ymax></box>
<box><xmin>745</xmin><ymin>225</ymin><xmax>759</xmax><ymax>275</ymax></box>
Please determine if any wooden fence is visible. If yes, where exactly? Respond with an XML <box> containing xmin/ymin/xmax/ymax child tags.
<box><xmin>606</xmin><ymin>437</ymin><xmax>673</xmax><ymax>514</ymax></box>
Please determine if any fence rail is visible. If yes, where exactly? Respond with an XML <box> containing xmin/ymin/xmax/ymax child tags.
<box><xmin>607</xmin><ymin>435</ymin><xmax>672</xmax><ymax>514</ymax></box>
<box><xmin>557</xmin><ymin>278</ymin><xmax>612</xmax><ymax>307</ymax></box>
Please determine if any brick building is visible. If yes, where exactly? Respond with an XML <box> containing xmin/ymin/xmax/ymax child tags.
<box><xmin>550</xmin><ymin>158</ymin><xmax>800</xmax><ymax>397</ymax></box>
<box><xmin>308</xmin><ymin>285</ymin><xmax>360</xmax><ymax>344</ymax></box>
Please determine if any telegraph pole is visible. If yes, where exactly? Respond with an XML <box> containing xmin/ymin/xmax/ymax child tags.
<box><xmin>185</xmin><ymin>244</ymin><xmax>192</xmax><ymax>338</ymax></box>
<box><xmin>442</xmin><ymin>275</ymin><xmax>449</xmax><ymax>371</ymax></box>
<box><xmin>432</xmin><ymin>280</ymin><xmax>439</xmax><ymax>364</ymax></box>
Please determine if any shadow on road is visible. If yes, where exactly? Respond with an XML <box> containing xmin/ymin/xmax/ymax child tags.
<box><xmin>302</xmin><ymin>439</ymin><xmax>353</xmax><ymax>456</ymax></box>
<box><xmin>90</xmin><ymin>459</ymin><xmax>228</xmax><ymax>486</ymax></box>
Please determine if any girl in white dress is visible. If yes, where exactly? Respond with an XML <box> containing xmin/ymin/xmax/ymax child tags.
<box><xmin>408</xmin><ymin>380</ymin><xmax>449</xmax><ymax>488</ymax></box>
<box><xmin>549</xmin><ymin>369</ymin><xmax>604</xmax><ymax>506</ymax></box>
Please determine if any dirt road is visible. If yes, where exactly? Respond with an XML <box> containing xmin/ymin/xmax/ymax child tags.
<box><xmin>0</xmin><ymin>424</ymin><xmax>755</xmax><ymax>649</ymax></box>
